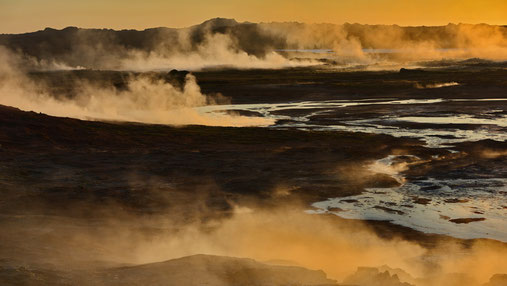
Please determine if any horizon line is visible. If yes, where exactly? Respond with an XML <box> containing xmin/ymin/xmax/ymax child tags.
<box><xmin>2</xmin><ymin>18</ymin><xmax>506</xmax><ymax>35</ymax></box>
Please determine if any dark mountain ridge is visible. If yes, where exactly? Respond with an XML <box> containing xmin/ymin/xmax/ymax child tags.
<box><xmin>0</xmin><ymin>18</ymin><xmax>505</xmax><ymax>70</ymax></box>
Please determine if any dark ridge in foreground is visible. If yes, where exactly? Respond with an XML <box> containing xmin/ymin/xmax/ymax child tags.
<box><xmin>101</xmin><ymin>254</ymin><xmax>335</xmax><ymax>286</ymax></box>
<box><xmin>1</xmin><ymin>254</ymin><xmax>505</xmax><ymax>286</ymax></box>
<box><xmin>0</xmin><ymin>254</ymin><xmax>336</xmax><ymax>286</ymax></box>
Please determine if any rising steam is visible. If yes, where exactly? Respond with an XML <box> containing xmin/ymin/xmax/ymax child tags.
<box><xmin>0</xmin><ymin>47</ymin><xmax>273</xmax><ymax>126</ymax></box>
<box><xmin>6</xmin><ymin>199</ymin><xmax>506</xmax><ymax>286</ymax></box>
<box><xmin>1</xmin><ymin>19</ymin><xmax>506</xmax><ymax>71</ymax></box>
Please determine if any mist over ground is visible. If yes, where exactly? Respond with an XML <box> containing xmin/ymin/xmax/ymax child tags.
<box><xmin>1</xmin><ymin>18</ymin><xmax>506</xmax><ymax>71</ymax></box>
<box><xmin>0</xmin><ymin>17</ymin><xmax>506</xmax><ymax>286</ymax></box>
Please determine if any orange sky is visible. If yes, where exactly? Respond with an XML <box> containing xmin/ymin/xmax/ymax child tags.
<box><xmin>1</xmin><ymin>0</ymin><xmax>506</xmax><ymax>33</ymax></box>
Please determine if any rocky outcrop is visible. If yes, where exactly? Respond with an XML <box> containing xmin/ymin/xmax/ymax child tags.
<box><xmin>343</xmin><ymin>267</ymin><xmax>414</xmax><ymax>286</ymax></box>
<box><xmin>0</xmin><ymin>255</ymin><xmax>337</xmax><ymax>286</ymax></box>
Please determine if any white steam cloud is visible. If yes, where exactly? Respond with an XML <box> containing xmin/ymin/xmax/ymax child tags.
<box><xmin>0</xmin><ymin>47</ymin><xmax>274</xmax><ymax>127</ymax></box>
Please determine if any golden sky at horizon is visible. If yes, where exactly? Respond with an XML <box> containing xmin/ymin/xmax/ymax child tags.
<box><xmin>1</xmin><ymin>0</ymin><xmax>506</xmax><ymax>33</ymax></box>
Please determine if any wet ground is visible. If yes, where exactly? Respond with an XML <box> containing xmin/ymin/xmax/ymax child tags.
<box><xmin>191</xmin><ymin>65</ymin><xmax>507</xmax><ymax>242</ymax></box>
<box><xmin>200</xmin><ymin>98</ymin><xmax>507</xmax><ymax>148</ymax></box>
<box><xmin>9</xmin><ymin>64</ymin><xmax>507</xmax><ymax>242</ymax></box>
<box><xmin>309</xmin><ymin>155</ymin><xmax>507</xmax><ymax>241</ymax></box>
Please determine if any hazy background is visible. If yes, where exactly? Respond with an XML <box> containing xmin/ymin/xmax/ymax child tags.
<box><xmin>1</xmin><ymin>0</ymin><xmax>506</xmax><ymax>33</ymax></box>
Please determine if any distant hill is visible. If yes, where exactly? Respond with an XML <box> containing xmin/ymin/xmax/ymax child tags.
<box><xmin>0</xmin><ymin>18</ymin><xmax>506</xmax><ymax>69</ymax></box>
<box><xmin>0</xmin><ymin>18</ymin><xmax>286</xmax><ymax>67</ymax></box>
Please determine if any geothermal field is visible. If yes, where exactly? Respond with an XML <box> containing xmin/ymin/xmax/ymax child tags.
<box><xmin>0</xmin><ymin>17</ymin><xmax>506</xmax><ymax>286</ymax></box>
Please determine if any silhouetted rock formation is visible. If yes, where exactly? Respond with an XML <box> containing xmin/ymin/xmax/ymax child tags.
<box><xmin>343</xmin><ymin>267</ymin><xmax>414</xmax><ymax>286</ymax></box>
<box><xmin>1</xmin><ymin>19</ymin><xmax>506</xmax><ymax>70</ymax></box>
<box><xmin>0</xmin><ymin>255</ymin><xmax>336</xmax><ymax>286</ymax></box>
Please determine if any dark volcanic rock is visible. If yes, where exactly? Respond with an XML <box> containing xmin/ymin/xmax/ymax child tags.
<box><xmin>399</xmin><ymin>68</ymin><xmax>426</xmax><ymax>74</ymax></box>
<box><xmin>449</xmin><ymin>217</ymin><xmax>486</xmax><ymax>224</ymax></box>
<box><xmin>166</xmin><ymin>69</ymin><xmax>190</xmax><ymax>90</ymax></box>
<box><xmin>412</xmin><ymin>197</ymin><xmax>432</xmax><ymax>205</ymax></box>
<box><xmin>340</xmin><ymin>199</ymin><xmax>359</xmax><ymax>203</ymax></box>
<box><xmin>343</xmin><ymin>267</ymin><xmax>414</xmax><ymax>286</ymax></box>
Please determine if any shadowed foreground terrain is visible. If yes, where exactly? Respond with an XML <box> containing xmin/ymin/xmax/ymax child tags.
<box><xmin>0</xmin><ymin>102</ymin><xmax>506</xmax><ymax>285</ymax></box>
<box><xmin>0</xmin><ymin>254</ymin><xmax>336</xmax><ymax>286</ymax></box>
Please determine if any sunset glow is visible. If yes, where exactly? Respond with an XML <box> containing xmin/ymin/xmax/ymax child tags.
<box><xmin>1</xmin><ymin>0</ymin><xmax>506</xmax><ymax>33</ymax></box>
